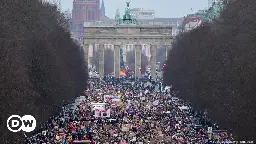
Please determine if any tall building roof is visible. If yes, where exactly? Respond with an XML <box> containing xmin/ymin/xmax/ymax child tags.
<box><xmin>115</xmin><ymin>9</ymin><xmax>120</xmax><ymax>20</ymax></box>
<box><xmin>130</xmin><ymin>8</ymin><xmax>155</xmax><ymax>19</ymax></box>
<box><xmin>100</xmin><ymin>0</ymin><xmax>105</xmax><ymax>15</ymax></box>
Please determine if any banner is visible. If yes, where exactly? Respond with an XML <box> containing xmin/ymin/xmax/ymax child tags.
<box><xmin>121</xmin><ymin>124</ymin><xmax>130</xmax><ymax>132</ymax></box>
<box><xmin>104</xmin><ymin>95</ymin><xmax>121</xmax><ymax>103</ymax></box>
<box><xmin>94</xmin><ymin>109</ymin><xmax>110</xmax><ymax>118</ymax></box>
<box><xmin>153</xmin><ymin>100</ymin><xmax>159</xmax><ymax>106</ymax></box>
<box><xmin>111</xmin><ymin>101</ymin><xmax>122</xmax><ymax>107</ymax></box>
<box><xmin>91</xmin><ymin>102</ymin><xmax>106</xmax><ymax>110</ymax></box>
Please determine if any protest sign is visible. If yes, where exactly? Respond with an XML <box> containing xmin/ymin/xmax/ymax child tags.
<box><xmin>104</xmin><ymin>95</ymin><xmax>121</xmax><ymax>102</ymax></box>
<box><xmin>94</xmin><ymin>109</ymin><xmax>110</xmax><ymax>118</ymax></box>
<box><xmin>121</xmin><ymin>124</ymin><xmax>130</xmax><ymax>132</ymax></box>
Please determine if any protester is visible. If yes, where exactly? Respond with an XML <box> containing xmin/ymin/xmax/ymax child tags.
<box><xmin>27</xmin><ymin>73</ymin><xmax>234</xmax><ymax>144</ymax></box>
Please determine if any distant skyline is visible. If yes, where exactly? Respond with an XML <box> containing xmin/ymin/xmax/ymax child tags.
<box><xmin>50</xmin><ymin>0</ymin><xmax>208</xmax><ymax>18</ymax></box>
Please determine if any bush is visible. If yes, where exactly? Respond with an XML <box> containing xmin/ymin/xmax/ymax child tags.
<box><xmin>0</xmin><ymin>0</ymin><xmax>87</xmax><ymax>142</ymax></box>
<box><xmin>164</xmin><ymin>0</ymin><xmax>256</xmax><ymax>140</ymax></box>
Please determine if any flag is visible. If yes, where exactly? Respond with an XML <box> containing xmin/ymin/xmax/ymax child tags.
<box><xmin>121</xmin><ymin>94</ymin><xmax>124</xmax><ymax>101</ymax></box>
<box><xmin>106</xmin><ymin>109</ymin><xmax>111</xmax><ymax>117</ymax></box>
<box><xmin>62</xmin><ymin>136</ymin><xmax>66</xmax><ymax>144</ymax></box>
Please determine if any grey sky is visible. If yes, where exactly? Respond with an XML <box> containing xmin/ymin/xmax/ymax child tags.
<box><xmin>56</xmin><ymin>0</ymin><xmax>208</xmax><ymax>18</ymax></box>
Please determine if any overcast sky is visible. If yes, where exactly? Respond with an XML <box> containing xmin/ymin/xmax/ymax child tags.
<box><xmin>52</xmin><ymin>0</ymin><xmax>208</xmax><ymax>18</ymax></box>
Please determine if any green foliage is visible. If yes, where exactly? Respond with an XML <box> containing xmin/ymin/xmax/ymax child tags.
<box><xmin>164</xmin><ymin>0</ymin><xmax>256</xmax><ymax>141</ymax></box>
<box><xmin>0</xmin><ymin>0</ymin><xmax>87</xmax><ymax>142</ymax></box>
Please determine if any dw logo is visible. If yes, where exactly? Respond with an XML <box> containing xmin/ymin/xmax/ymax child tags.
<box><xmin>7</xmin><ymin>115</ymin><xmax>36</xmax><ymax>132</ymax></box>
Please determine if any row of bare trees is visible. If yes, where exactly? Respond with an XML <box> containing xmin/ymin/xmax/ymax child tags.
<box><xmin>0</xmin><ymin>0</ymin><xmax>87</xmax><ymax>143</ymax></box>
<box><xmin>163</xmin><ymin>0</ymin><xmax>256</xmax><ymax>141</ymax></box>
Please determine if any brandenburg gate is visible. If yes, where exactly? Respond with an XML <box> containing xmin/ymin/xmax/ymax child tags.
<box><xmin>83</xmin><ymin>1</ymin><xmax>173</xmax><ymax>80</ymax></box>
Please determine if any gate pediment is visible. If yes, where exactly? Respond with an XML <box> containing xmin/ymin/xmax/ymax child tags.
<box><xmin>84</xmin><ymin>26</ymin><xmax>173</xmax><ymax>37</ymax></box>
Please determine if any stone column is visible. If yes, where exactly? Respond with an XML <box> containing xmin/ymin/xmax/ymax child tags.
<box><xmin>135</xmin><ymin>44</ymin><xmax>142</xmax><ymax>77</ymax></box>
<box><xmin>123</xmin><ymin>44</ymin><xmax>127</xmax><ymax>63</ymax></box>
<box><xmin>99</xmin><ymin>44</ymin><xmax>104</xmax><ymax>78</ymax></box>
<box><xmin>150</xmin><ymin>44</ymin><xmax>157</xmax><ymax>80</ymax></box>
<box><xmin>114</xmin><ymin>44</ymin><xmax>120</xmax><ymax>78</ymax></box>
<box><xmin>88</xmin><ymin>44</ymin><xmax>94</xmax><ymax>68</ymax></box>
<box><xmin>83</xmin><ymin>43</ymin><xmax>89</xmax><ymax>70</ymax></box>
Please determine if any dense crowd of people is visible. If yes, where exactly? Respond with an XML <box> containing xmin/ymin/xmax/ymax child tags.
<box><xmin>26</xmin><ymin>75</ymin><xmax>235</xmax><ymax>144</ymax></box>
